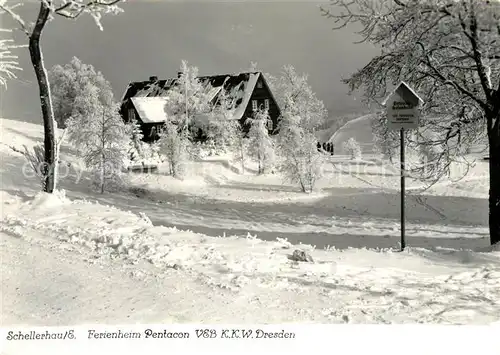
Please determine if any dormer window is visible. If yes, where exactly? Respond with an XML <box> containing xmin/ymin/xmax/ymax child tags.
<box><xmin>257</xmin><ymin>80</ymin><xmax>263</xmax><ymax>89</ymax></box>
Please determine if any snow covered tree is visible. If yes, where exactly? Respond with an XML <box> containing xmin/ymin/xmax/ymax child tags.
<box><xmin>158</xmin><ymin>120</ymin><xmax>189</xmax><ymax>178</ymax></box>
<box><xmin>66</xmin><ymin>84</ymin><xmax>128</xmax><ymax>193</ymax></box>
<box><xmin>275</xmin><ymin>66</ymin><xmax>328</xmax><ymax>192</ymax></box>
<box><xmin>205</xmin><ymin>88</ymin><xmax>240</xmax><ymax>153</ymax></box>
<box><xmin>343</xmin><ymin>138</ymin><xmax>362</xmax><ymax>160</ymax></box>
<box><xmin>278</xmin><ymin>114</ymin><xmax>325</xmax><ymax>193</ymax></box>
<box><xmin>164</xmin><ymin>60</ymin><xmax>212</xmax><ymax>138</ymax></box>
<box><xmin>0</xmin><ymin>0</ymin><xmax>125</xmax><ymax>194</ymax></box>
<box><xmin>126</xmin><ymin>117</ymin><xmax>144</xmax><ymax>162</ymax></box>
<box><xmin>0</xmin><ymin>28</ymin><xmax>24</xmax><ymax>88</ymax></box>
<box><xmin>247</xmin><ymin>109</ymin><xmax>275</xmax><ymax>175</ymax></box>
<box><xmin>48</xmin><ymin>57</ymin><xmax>115</xmax><ymax>129</ymax></box>
<box><xmin>322</xmin><ymin>0</ymin><xmax>500</xmax><ymax>246</ymax></box>
<box><xmin>274</xmin><ymin>65</ymin><xmax>328</xmax><ymax>133</ymax></box>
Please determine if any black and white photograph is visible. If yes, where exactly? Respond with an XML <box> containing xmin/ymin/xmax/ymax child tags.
<box><xmin>1</xmin><ymin>0</ymin><xmax>499</xmax><ymax>335</ymax></box>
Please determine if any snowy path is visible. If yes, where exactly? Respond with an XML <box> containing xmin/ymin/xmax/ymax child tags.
<box><xmin>72</xmin><ymin>186</ymin><xmax>490</xmax><ymax>250</ymax></box>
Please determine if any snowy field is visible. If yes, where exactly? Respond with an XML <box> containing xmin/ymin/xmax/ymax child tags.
<box><xmin>1</xmin><ymin>117</ymin><xmax>499</xmax><ymax>325</ymax></box>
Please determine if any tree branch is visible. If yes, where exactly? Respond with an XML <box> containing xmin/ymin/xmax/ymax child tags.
<box><xmin>0</xmin><ymin>3</ymin><xmax>30</xmax><ymax>36</ymax></box>
<box><xmin>458</xmin><ymin>1</ymin><xmax>493</xmax><ymax>102</ymax></box>
<box><xmin>55</xmin><ymin>0</ymin><xmax>123</xmax><ymax>19</ymax></box>
<box><xmin>416</xmin><ymin>41</ymin><xmax>489</xmax><ymax>110</ymax></box>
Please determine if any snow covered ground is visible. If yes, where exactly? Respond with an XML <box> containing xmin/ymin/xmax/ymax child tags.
<box><xmin>1</xmin><ymin>117</ymin><xmax>499</xmax><ymax>325</ymax></box>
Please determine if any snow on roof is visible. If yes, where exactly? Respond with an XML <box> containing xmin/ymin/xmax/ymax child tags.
<box><xmin>207</xmin><ymin>85</ymin><xmax>223</xmax><ymax>102</ymax></box>
<box><xmin>382</xmin><ymin>81</ymin><xmax>424</xmax><ymax>106</ymax></box>
<box><xmin>134</xmin><ymin>79</ymin><xmax>176</xmax><ymax>98</ymax></box>
<box><xmin>123</xmin><ymin>72</ymin><xmax>262</xmax><ymax>122</ymax></box>
<box><xmin>229</xmin><ymin>72</ymin><xmax>259</xmax><ymax>121</ymax></box>
<box><xmin>131</xmin><ymin>97</ymin><xmax>170</xmax><ymax>124</ymax></box>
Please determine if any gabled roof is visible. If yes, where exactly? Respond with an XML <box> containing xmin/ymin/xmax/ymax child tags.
<box><xmin>122</xmin><ymin>71</ymin><xmax>264</xmax><ymax>122</ymax></box>
<box><xmin>130</xmin><ymin>97</ymin><xmax>170</xmax><ymax>124</ymax></box>
<box><xmin>382</xmin><ymin>81</ymin><xmax>424</xmax><ymax>107</ymax></box>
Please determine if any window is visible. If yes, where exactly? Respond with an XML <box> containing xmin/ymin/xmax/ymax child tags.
<box><xmin>252</xmin><ymin>100</ymin><xmax>258</xmax><ymax>111</ymax></box>
<box><xmin>128</xmin><ymin>108</ymin><xmax>136</xmax><ymax>122</ymax></box>
<box><xmin>257</xmin><ymin>81</ymin><xmax>263</xmax><ymax>89</ymax></box>
<box><xmin>264</xmin><ymin>99</ymin><xmax>269</xmax><ymax>111</ymax></box>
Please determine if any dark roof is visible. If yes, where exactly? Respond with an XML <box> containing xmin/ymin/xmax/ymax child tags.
<box><xmin>121</xmin><ymin>71</ymin><xmax>283</xmax><ymax>123</ymax></box>
<box><xmin>121</xmin><ymin>78</ymin><xmax>177</xmax><ymax>100</ymax></box>
<box><xmin>121</xmin><ymin>72</ymin><xmax>262</xmax><ymax>102</ymax></box>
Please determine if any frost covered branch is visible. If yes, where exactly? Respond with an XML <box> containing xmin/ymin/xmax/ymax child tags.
<box><xmin>0</xmin><ymin>35</ymin><xmax>25</xmax><ymax>88</ymax></box>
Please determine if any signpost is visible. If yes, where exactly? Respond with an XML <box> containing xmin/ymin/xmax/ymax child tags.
<box><xmin>383</xmin><ymin>82</ymin><xmax>423</xmax><ymax>251</ymax></box>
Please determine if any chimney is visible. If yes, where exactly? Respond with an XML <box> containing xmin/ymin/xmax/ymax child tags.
<box><xmin>149</xmin><ymin>76</ymin><xmax>158</xmax><ymax>82</ymax></box>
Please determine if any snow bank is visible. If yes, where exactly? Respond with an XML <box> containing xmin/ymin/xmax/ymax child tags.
<box><xmin>28</xmin><ymin>190</ymin><xmax>71</xmax><ymax>210</ymax></box>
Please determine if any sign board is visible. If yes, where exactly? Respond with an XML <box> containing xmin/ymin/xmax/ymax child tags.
<box><xmin>384</xmin><ymin>82</ymin><xmax>423</xmax><ymax>131</ymax></box>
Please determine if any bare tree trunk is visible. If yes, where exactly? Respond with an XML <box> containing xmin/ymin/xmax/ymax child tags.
<box><xmin>488</xmin><ymin>112</ymin><xmax>500</xmax><ymax>246</ymax></box>
<box><xmin>258</xmin><ymin>152</ymin><xmax>262</xmax><ymax>175</ymax></box>
<box><xmin>28</xmin><ymin>3</ymin><xmax>57</xmax><ymax>193</ymax></box>
<box><xmin>101</xmin><ymin>109</ymin><xmax>106</xmax><ymax>194</ymax></box>
<box><xmin>101</xmin><ymin>153</ymin><xmax>105</xmax><ymax>194</ymax></box>
<box><xmin>239</xmin><ymin>135</ymin><xmax>245</xmax><ymax>174</ymax></box>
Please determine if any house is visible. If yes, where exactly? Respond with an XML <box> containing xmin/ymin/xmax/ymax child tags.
<box><xmin>119</xmin><ymin>71</ymin><xmax>281</xmax><ymax>142</ymax></box>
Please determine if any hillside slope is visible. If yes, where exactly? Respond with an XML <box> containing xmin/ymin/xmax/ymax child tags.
<box><xmin>329</xmin><ymin>114</ymin><xmax>376</xmax><ymax>154</ymax></box>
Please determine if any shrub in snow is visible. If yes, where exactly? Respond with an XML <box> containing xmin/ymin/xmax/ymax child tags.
<box><xmin>9</xmin><ymin>129</ymin><xmax>67</xmax><ymax>191</ymax></box>
<box><xmin>14</xmin><ymin>144</ymin><xmax>47</xmax><ymax>189</ymax></box>
<box><xmin>66</xmin><ymin>84</ymin><xmax>129</xmax><ymax>193</ymax></box>
<box><xmin>247</xmin><ymin>109</ymin><xmax>276</xmax><ymax>175</ymax></box>
<box><xmin>158</xmin><ymin>120</ymin><xmax>189</xmax><ymax>178</ymax></box>
<box><xmin>343</xmin><ymin>138</ymin><xmax>362</xmax><ymax>160</ymax></box>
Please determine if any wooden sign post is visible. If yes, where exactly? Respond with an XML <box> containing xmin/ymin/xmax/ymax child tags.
<box><xmin>383</xmin><ymin>82</ymin><xmax>423</xmax><ymax>251</ymax></box>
